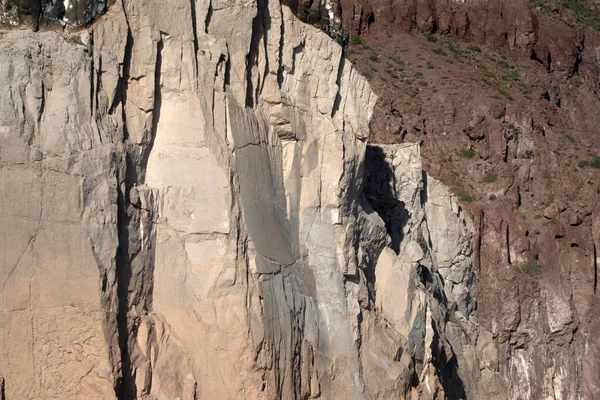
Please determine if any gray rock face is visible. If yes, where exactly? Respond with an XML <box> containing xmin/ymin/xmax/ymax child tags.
<box><xmin>0</xmin><ymin>0</ymin><xmax>505</xmax><ymax>399</ymax></box>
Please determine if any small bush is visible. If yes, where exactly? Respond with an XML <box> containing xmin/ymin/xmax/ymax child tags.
<box><xmin>514</xmin><ymin>259</ymin><xmax>540</xmax><ymax>277</ymax></box>
<box><xmin>459</xmin><ymin>147</ymin><xmax>476</xmax><ymax>159</ymax></box>
<box><xmin>567</xmin><ymin>135</ymin><xmax>577</xmax><ymax>144</ymax></box>
<box><xmin>497</xmin><ymin>59</ymin><xmax>513</xmax><ymax>69</ymax></box>
<box><xmin>448</xmin><ymin>43</ymin><xmax>462</xmax><ymax>55</ymax></box>
<box><xmin>350</xmin><ymin>35</ymin><xmax>362</xmax><ymax>45</ymax></box>
<box><xmin>432</xmin><ymin>47</ymin><xmax>447</xmax><ymax>56</ymax></box>
<box><xmin>481</xmin><ymin>172</ymin><xmax>497</xmax><ymax>183</ymax></box>
<box><xmin>489</xmin><ymin>194</ymin><xmax>497</xmax><ymax>201</ymax></box>
<box><xmin>467</xmin><ymin>44</ymin><xmax>481</xmax><ymax>52</ymax></box>
<box><xmin>368</xmin><ymin>54</ymin><xmax>380</xmax><ymax>62</ymax></box>
<box><xmin>502</xmin><ymin>70</ymin><xmax>520</xmax><ymax>81</ymax></box>
<box><xmin>427</xmin><ymin>61</ymin><xmax>434</xmax><ymax>69</ymax></box>
<box><xmin>518</xmin><ymin>206</ymin><xmax>527</xmax><ymax>214</ymax></box>
<box><xmin>363</xmin><ymin>70</ymin><xmax>373</xmax><ymax>80</ymax></box>
<box><xmin>426</xmin><ymin>33</ymin><xmax>438</xmax><ymax>43</ymax></box>
<box><xmin>419</xmin><ymin>81</ymin><xmax>429</xmax><ymax>87</ymax></box>
<box><xmin>578</xmin><ymin>160</ymin><xmax>589</xmax><ymax>168</ymax></box>
<box><xmin>458</xmin><ymin>190</ymin><xmax>474</xmax><ymax>202</ymax></box>
<box><xmin>391</xmin><ymin>56</ymin><xmax>405</xmax><ymax>65</ymax></box>
<box><xmin>534</xmin><ymin>213</ymin><xmax>542</xmax><ymax>220</ymax></box>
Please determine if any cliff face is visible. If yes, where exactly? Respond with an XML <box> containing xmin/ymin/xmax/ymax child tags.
<box><xmin>0</xmin><ymin>0</ymin><xmax>504</xmax><ymax>399</ymax></box>
<box><xmin>0</xmin><ymin>0</ymin><xmax>597</xmax><ymax>399</ymax></box>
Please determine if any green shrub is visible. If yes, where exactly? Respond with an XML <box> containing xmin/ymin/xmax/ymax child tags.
<box><xmin>432</xmin><ymin>47</ymin><xmax>447</xmax><ymax>56</ymax></box>
<box><xmin>489</xmin><ymin>194</ymin><xmax>497</xmax><ymax>201</ymax></box>
<box><xmin>578</xmin><ymin>160</ymin><xmax>589</xmax><ymax>168</ymax></box>
<box><xmin>426</xmin><ymin>33</ymin><xmax>438</xmax><ymax>43</ymax></box>
<box><xmin>459</xmin><ymin>147</ymin><xmax>476</xmax><ymax>159</ymax></box>
<box><xmin>350</xmin><ymin>35</ymin><xmax>362</xmax><ymax>45</ymax></box>
<box><xmin>448</xmin><ymin>43</ymin><xmax>462</xmax><ymax>55</ymax></box>
<box><xmin>467</xmin><ymin>44</ymin><xmax>481</xmax><ymax>52</ymax></box>
<box><xmin>502</xmin><ymin>70</ymin><xmax>520</xmax><ymax>81</ymax></box>
<box><xmin>363</xmin><ymin>70</ymin><xmax>373</xmax><ymax>80</ymax></box>
<box><xmin>481</xmin><ymin>172</ymin><xmax>497</xmax><ymax>183</ymax></box>
<box><xmin>368</xmin><ymin>54</ymin><xmax>379</xmax><ymax>62</ymax></box>
<box><xmin>514</xmin><ymin>259</ymin><xmax>540</xmax><ymax>277</ymax></box>
<box><xmin>419</xmin><ymin>81</ymin><xmax>429</xmax><ymax>87</ymax></box>
<box><xmin>497</xmin><ymin>59</ymin><xmax>513</xmax><ymax>69</ymax></box>
<box><xmin>427</xmin><ymin>61</ymin><xmax>434</xmax><ymax>69</ymax></box>
<box><xmin>458</xmin><ymin>190</ymin><xmax>474</xmax><ymax>202</ymax></box>
<box><xmin>534</xmin><ymin>213</ymin><xmax>542</xmax><ymax>220</ymax></box>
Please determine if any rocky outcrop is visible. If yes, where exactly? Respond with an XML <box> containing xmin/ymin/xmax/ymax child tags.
<box><xmin>332</xmin><ymin>0</ymin><xmax>537</xmax><ymax>50</ymax></box>
<box><xmin>0</xmin><ymin>0</ymin><xmax>511</xmax><ymax>398</ymax></box>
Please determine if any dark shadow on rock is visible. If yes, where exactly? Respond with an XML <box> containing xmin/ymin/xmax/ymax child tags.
<box><xmin>364</xmin><ymin>145</ymin><xmax>409</xmax><ymax>255</ymax></box>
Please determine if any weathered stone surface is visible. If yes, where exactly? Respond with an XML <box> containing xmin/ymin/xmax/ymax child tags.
<box><xmin>3</xmin><ymin>0</ymin><xmax>595</xmax><ymax>399</ymax></box>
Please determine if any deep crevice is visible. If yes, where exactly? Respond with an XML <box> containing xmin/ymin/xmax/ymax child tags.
<box><xmin>190</xmin><ymin>0</ymin><xmax>200</xmax><ymax>80</ymax></box>
<box><xmin>115</xmin><ymin>36</ymin><xmax>163</xmax><ymax>400</ymax></box>
<box><xmin>506</xmin><ymin>224</ymin><xmax>512</xmax><ymax>265</ymax></box>
<box><xmin>594</xmin><ymin>243</ymin><xmax>597</xmax><ymax>295</ymax></box>
<box><xmin>204</xmin><ymin>0</ymin><xmax>212</xmax><ymax>33</ymax></box>
<box><xmin>330</xmin><ymin>48</ymin><xmax>346</xmax><ymax>119</ymax></box>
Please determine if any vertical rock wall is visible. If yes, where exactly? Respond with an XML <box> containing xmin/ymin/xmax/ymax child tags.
<box><xmin>0</xmin><ymin>0</ymin><xmax>506</xmax><ymax>399</ymax></box>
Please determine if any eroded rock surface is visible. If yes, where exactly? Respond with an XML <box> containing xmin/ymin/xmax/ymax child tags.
<box><xmin>1</xmin><ymin>0</ymin><xmax>597</xmax><ymax>399</ymax></box>
<box><xmin>0</xmin><ymin>0</ymin><xmax>505</xmax><ymax>398</ymax></box>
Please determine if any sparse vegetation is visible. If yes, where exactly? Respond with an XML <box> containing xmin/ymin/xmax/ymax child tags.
<box><xmin>432</xmin><ymin>47</ymin><xmax>448</xmax><ymax>56</ymax></box>
<box><xmin>350</xmin><ymin>35</ymin><xmax>362</xmax><ymax>45</ymax></box>
<box><xmin>547</xmin><ymin>0</ymin><xmax>600</xmax><ymax>30</ymax></box>
<box><xmin>458</xmin><ymin>190</ymin><xmax>474</xmax><ymax>202</ymax></box>
<box><xmin>467</xmin><ymin>44</ymin><xmax>481</xmax><ymax>52</ymax></box>
<box><xmin>534</xmin><ymin>213</ymin><xmax>542</xmax><ymax>220</ymax></box>
<box><xmin>426</xmin><ymin>33</ymin><xmax>438</xmax><ymax>43</ymax></box>
<box><xmin>489</xmin><ymin>194</ymin><xmax>497</xmax><ymax>201</ymax></box>
<box><xmin>514</xmin><ymin>259</ymin><xmax>540</xmax><ymax>277</ymax></box>
<box><xmin>481</xmin><ymin>172</ymin><xmax>497</xmax><ymax>183</ymax></box>
<box><xmin>459</xmin><ymin>147</ymin><xmax>476</xmax><ymax>159</ymax></box>
<box><xmin>578</xmin><ymin>153</ymin><xmax>600</xmax><ymax>169</ymax></box>
<box><xmin>448</xmin><ymin>43</ymin><xmax>462</xmax><ymax>56</ymax></box>
<box><xmin>368</xmin><ymin>54</ymin><xmax>380</xmax><ymax>62</ymax></box>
